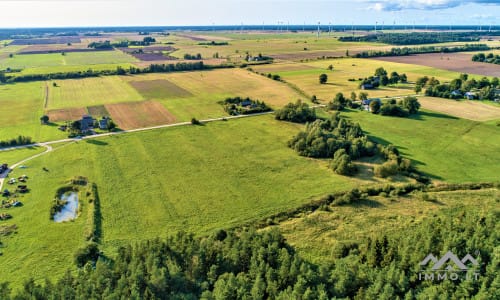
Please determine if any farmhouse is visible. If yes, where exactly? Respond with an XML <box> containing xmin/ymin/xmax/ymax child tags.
<box><xmin>98</xmin><ymin>117</ymin><xmax>109</xmax><ymax>130</ymax></box>
<box><xmin>362</xmin><ymin>98</ymin><xmax>381</xmax><ymax>111</ymax></box>
<box><xmin>451</xmin><ymin>90</ymin><xmax>462</xmax><ymax>98</ymax></box>
<box><xmin>361</xmin><ymin>83</ymin><xmax>374</xmax><ymax>90</ymax></box>
<box><xmin>80</xmin><ymin>115</ymin><xmax>95</xmax><ymax>132</ymax></box>
<box><xmin>465</xmin><ymin>92</ymin><xmax>476</xmax><ymax>100</ymax></box>
<box><xmin>494</xmin><ymin>89</ymin><xmax>500</xmax><ymax>102</ymax></box>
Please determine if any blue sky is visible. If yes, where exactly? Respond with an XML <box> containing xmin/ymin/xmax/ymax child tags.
<box><xmin>0</xmin><ymin>0</ymin><xmax>498</xmax><ymax>27</ymax></box>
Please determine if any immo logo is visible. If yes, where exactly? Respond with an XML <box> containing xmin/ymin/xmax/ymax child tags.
<box><xmin>418</xmin><ymin>251</ymin><xmax>480</xmax><ymax>281</ymax></box>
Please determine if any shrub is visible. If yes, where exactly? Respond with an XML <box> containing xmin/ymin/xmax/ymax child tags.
<box><xmin>74</xmin><ymin>242</ymin><xmax>100</xmax><ymax>267</ymax></box>
<box><xmin>275</xmin><ymin>100</ymin><xmax>316</xmax><ymax>123</ymax></box>
<box><xmin>374</xmin><ymin>160</ymin><xmax>399</xmax><ymax>178</ymax></box>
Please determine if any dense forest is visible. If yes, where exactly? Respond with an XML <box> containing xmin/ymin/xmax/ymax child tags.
<box><xmin>0</xmin><ymin>205</ymin><xmax>497</xmax><ymax>299</ymax></box>
<box><xmin>338</xmin><ymin>32</ymin><xmax>497</xmax><ymax>45</ymax></box>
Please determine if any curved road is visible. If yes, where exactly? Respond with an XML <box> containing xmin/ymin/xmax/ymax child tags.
<box><xmin>0</xmin><ymin>111</ymin><xmax>278</xmax><ymax>190</ymax></box>
<box><xmin>0</xmin><ymin>144</ymin><xmax>53</xmax><ymax>191</ymax></box>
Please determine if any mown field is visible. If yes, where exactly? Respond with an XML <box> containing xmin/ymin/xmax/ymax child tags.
<box><xmin>1</xmin><ymin>30</ymin><xmax>499</xmax><ymax>294</ymax></box>
<box><xmin>343</xmin><ymin>108</ymin><xmax>500</xmax><ymax>182</ymax></box>
<box><xmin>47</xmin><ymin>76</ymin><xmax>143</xmax><ymax>109</ymax></box>
<box><xmin>123</xmin><ymin>69</ymin><xmax>305</xmax><ymax>121</ymax></box>
<box><xmin>1</xmin><ymin>68</ymin><xmax>305</xmax><ymax>141</ymax></box>
<box><xmin>0</xmin><ymin>146</ymin><xmax>44</xmax><ymax>166</ymax></box>
<box><xmin>417</xmin><ymin>96</ymin><xmax>500</xmax><ymax>121</ymax></box>
<box><xmin>0</xmin><ymin>82</ymin><xmax>67</xmax><ymax>142</ymax></box>
<box><xmin>0</xmin><ymin>50</ymin><xmax>138</xmax><ymax>70</ymax></box>
<box><xmin>0</xmin><ymin>116</ymin><xmax>359</xmax><ymax>288</ymax></box>
<box><xmin>252</xmin><ymin>57</ymin><xmax>496</xmax><ymax>101</ymax></box>
<box><xmin>277</xmin><ymin>188</ymin><xmax>499</xmax><ymax>264</ymax></box>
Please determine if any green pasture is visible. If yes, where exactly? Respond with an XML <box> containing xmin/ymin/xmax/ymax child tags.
<box><xmin>0</xmin><ymin>50</ymin><xmax>137</xmax><ymax>70</ymax></box>
<box><xmin>278</xmin><ymin>188</ymin><xmax>499</xmax><ymax>264</ymax></box>
<box><xmin>343</xmin><ymin>108</ymin><xmax>500</xmax><ymax>182</ymax></box>
<box><xmin>0</xmin><ymin>82</ymin><xmax>66</xmax><ymax>142</ymax></box>
<box><xmin>0</xmin><ymin>115</ymin><xmax>357</xmax><ymax>288</ymax></box>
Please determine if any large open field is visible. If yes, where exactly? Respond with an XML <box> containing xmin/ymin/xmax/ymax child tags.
<box><xmin>47</xmin><ymin>76</ymin><xmax>144</xmax><ymax>109</ymax></box>
<box><xmin>252</xmin><ymin>57</ymin><xmax>498</xmax><ymax>103</ymax></box>
<box><xmin>2</xmin><ymin>28</ymin><xmax>500</xmax><ymax>297</ymax></box>
<box><xmin>122</xmin><ymin>68</ymin><xmax>305</xmax><ymax>121</ymax></box>
<box><xmin>277</xmin><ymin>188</ymin><xmax>499</xmax><ymax>264</ymax></box>
<box><xmin>418</xmin><ymin>96</ymin><xmax>500</xmax><ymax>121</ymax></box>
<box><xmin>1</xmin><ymin>68</ymin><xmax>305</xmax><ymax>141</ymax></box>
<box><xmin>0</xmin><ymin>82</ymin><xmax>67</xmax><ymax>142</ymax></box>
<box><xmin>105</xmin><ymin>100</ymin><xmax>177</xmax><ymax>129</ymax></box>
<box><xmin>343</xmin><ymin>108</ymin><xmax>500</xmax><ymax>182</ymax></box>
<box><xmin>0</xmin><ymin>116</ymin><xmax>359</xmax><ymax>287</ymax></box>
<box><xmin>374</xmin><ymin>52</ymin><xmax>500</xmax><ymax>77</ymax></box>
<box><xmin>0</xmin><ymin>49</ymin><xmax>138</xmax><ymax>70</ymax></box>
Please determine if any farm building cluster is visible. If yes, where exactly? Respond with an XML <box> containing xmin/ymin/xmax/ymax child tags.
<box><xmin>58</xmin><ymin>114</ymin><xmax>112</xmax><ymax>136</ymax></box>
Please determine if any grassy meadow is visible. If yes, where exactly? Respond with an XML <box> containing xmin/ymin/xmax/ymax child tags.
<box><xmin>47</xmin><ymin>76</ymin><xmax>144</xmax><ymax>109</ymax></box>
<box><xmin>343</xmin><ymin>108</ymin><xmax>500</xmax><ymax>182</ymax></box>
<box><xmin>252</xmin><ymin>57</ymin><xmax>496</xmax><ymax>102</ymax></box>
<box><xmin>0</xmin><ymin>146</ymin><xmax>45</xmax><ymax>166</ymax></box>
<box><xmin>0</xmin><ymin>50</ymin><xmax>137</xmax><ymax>70</ymax></box>
<box><xmin>123</xmin><ymin>68</ymin><xmax>305</xmax><ymax>121</ymax></box>
<box><xmin>276</xmin><ymin>188</ymin><xmax>499</xmax><ymax>264</ymax></box>
<box><xmin>0</xmin><ymin>116</ymin><xmax>361</xmax><ymax>287</ymax></box>
<box><xmin>0</xmin><ymin>82</ymin><xmax>67</xmax><ymax>142</ymax></box>
<box><xmin>1</xmin><ymin>30</ymin><xmax>500</xmax><ymax>294</ymax></box>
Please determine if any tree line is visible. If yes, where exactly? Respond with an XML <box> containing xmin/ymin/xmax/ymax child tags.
<box><xmin>472</xmin><ymin>52</ymin><xmax>500</xmax><ymax>65</ymax></box>
<box><xmin>339</xmin><ymin>32</ymin><xmax>493</xmax><ymax>45</ymax></box>
<box><xmin>88</xmin><ymin>37</ymin><xmax>156</xmax><ymax>49</ymax></box>
<box><xmin>0</xmin><ymin>62</ymin><xmax>211</xmax><ymax>83</ymax></box>
<box><xmin>0</xmin><ymin>135</ymin><xmax>33</xmax><ymax>148</ymax></box>
<box><xmin>419</xmin><ymin>73</ymin><xmax>500</xmax><ymax>100</ymax></box>
<box><xmin>0</xmin><ymin>205</ymin><xmax>497</xmax><ymax>299</ymax></box>
<box><xmin>353</xmin><ymin>44</ymin><xmax>491</xmax><ymax>58</ymax></box>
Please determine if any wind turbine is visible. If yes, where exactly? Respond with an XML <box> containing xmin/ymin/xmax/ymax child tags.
<box><xmin>317</xmin><ymin>22</ymin><xmax>320</xmax><ymax>38</ymax></box>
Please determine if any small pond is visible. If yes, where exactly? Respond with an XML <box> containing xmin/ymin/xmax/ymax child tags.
<box><xmin>53</xmin><ymin>192</ymin><xmax>78</xmax><ymax>223</ymax></box>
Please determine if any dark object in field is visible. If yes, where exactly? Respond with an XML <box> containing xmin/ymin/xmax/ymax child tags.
<box><xmin>43</xmin><ymin>167</ymin><xmax>49</xmax><ymax>172</ymax></box>
<box><xmin>0</xmin><ymin>213</ymin><xmax>12</xmax><ymax>220</ymax></box>
<box><xmin>16</xmin><ymin>185</ymin><xmax>28</xmax><ymax>193</ymax></box>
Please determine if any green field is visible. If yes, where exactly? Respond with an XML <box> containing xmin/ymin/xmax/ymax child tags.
<box><xmin>17</xmin><ymin>63</ymin><xmax>137</xmax><ymax>76</ymax></box>
<box><xmin>344</xmin><ymin>108</ymin><xmax>500</xmax><ymax>182</ymax></box>
<box><xmin>0</xmin><ymin>68</ymin><xmax>305</xmax><ymax>142</ymax></box>
<box><xmin>0</xmin><ymin>82</ymin><xmax>66</xmax><ymax>142</ymax></box>
<box><xmin>1</xmin><ymin>29</ymin><xmax>500</xmax><ymax>295</ymax></box>
<box><xmin>0</xmin><ymin>146</ymin><xmax>45</xmax><ymax>166</ymax></box>
<box><xmin>277</xmin><ymin>188</ymin><xmax>499</xmax><ymax>264</ymax></box>
<box><xmin>47</xmin><ymin>76</ymin><xmax>144</xmax><ymax>109</ymax></box>
<box><xmin>0</xmin><ymin>50</ymin><xmax>137</xmax><ymax>70</ymax></box>
<box><xmin>0</xmin><ymin>116</ymin><xmax>360</xmax><ymax>287</ymax></box>
<box><xmin>123</xmin><ymin>69</ymin><xmax>305</xmax><ymax>121</ymax></box>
